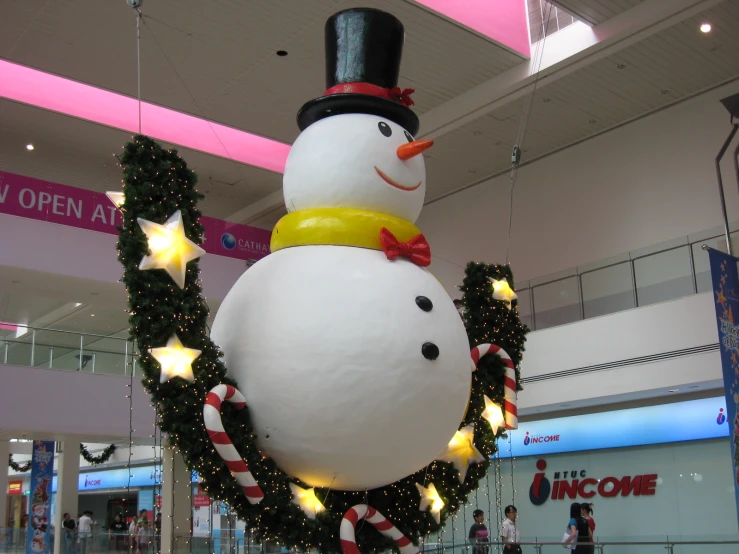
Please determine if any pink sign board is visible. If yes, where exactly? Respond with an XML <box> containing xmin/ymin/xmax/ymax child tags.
<box><xmin>0</xmin><ymin>170</ymin><xmax>271</xmax><ymax>261</ymax></box>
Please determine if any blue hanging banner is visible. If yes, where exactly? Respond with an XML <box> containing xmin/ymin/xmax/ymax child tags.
<box><xmin>708</xmin><ymin>247</ymin><xmax>739</xmax><ymax>531</ymax></box>
<box><xmin>26</xmin><ymin>441</ymin><xmax>55</xmax><ymax>554</ymax></box>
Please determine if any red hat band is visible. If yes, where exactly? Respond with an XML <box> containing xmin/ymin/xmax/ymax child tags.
<box><xmin>324</xmin><ymin>82</ymin><xmax>415</xmax><ymax>107</ymax></box>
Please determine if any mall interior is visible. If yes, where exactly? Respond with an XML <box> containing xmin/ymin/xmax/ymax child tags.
<box><xmin>2</xmin><ymin>1</ymin><xmax>739</xmax><ymax>553</ymax></box>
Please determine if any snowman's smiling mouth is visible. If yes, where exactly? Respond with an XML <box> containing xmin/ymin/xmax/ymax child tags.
<box><xmin>375</xmin><ymin>167</ymin><xmax>421</xmax><ymax>191</ymax></box>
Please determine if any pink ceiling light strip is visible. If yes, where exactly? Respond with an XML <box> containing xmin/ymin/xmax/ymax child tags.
<box><xmin>414</xmin><ymin>0</ymin><xmax>531</xmax><ymax>57</ymax></box>
<box><xmin>0</xmin><ymin>59</ymin><xmax>291</xmax><ymax>174</ymax></box>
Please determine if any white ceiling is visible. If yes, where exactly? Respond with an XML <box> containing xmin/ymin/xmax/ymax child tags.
<box><xmin>0</xmin><ymin>0</ymin><xmax>523</xmax><ymax>144</ymax></box>
<box><xmin>553</xmin><ymin>0</ymin><xmax>646</xmax><ymax>26</ymax></box>
<box><xmin>426</xmin><ymin>0</ymin><xmax>739</xmax><ymax>201</ymax></box>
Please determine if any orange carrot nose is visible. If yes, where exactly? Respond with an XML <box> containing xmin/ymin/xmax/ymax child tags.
<box><xmin>397</xmin><ymin>139</ymin><xmax>433</xmax><ymax>161</ymax></box>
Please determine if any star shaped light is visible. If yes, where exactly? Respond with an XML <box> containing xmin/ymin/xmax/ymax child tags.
<box><xmin>481</xmin><ymin>395</ymin><xmax>505</xmax><ymax>434</ymax></box>
<box><xmin>138</xmin><ymin>210</ymin><xmax>205</xmax><ymax>288</ymax></box>
<box><xmin>437</xmin><ymin>424</ymin><xmax>485</xmax><ymax>483</ymax></box>
<box><xmin>150</xmin><ymin>334</ymin><xmax>201</xmax><ymax>383</ymax></box>
<box><xmin>415</xmin><ymin>482</ymin><xmax>444</xmax><ymax>523</ymax></box>
<box><xmin>490</xmin><ymin>278</ymin><xmax>517</xmax><ymax>309</ymax></box>
<box><xmin>289</xmin><ymin>483</ymin><xmax>325</xmax><ymax>519</ymax></box>
<box><xmin>105</xmin><ymin>191</ymin><xmax>125</xmax><ymax>209</ymax></box>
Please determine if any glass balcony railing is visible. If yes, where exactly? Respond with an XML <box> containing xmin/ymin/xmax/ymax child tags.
<box><xmin>515</xmin><ymin>222</ymin><xmax>739</xmax><ymax>332</ymax></box>
<box><xmin>3</xmin><ymin>223</ymin><xmax>738</xmax><ymax>377</ymax></box>
<box><xmin>0</xmin><ymin>326</ymin><xmax>136</xmax><ymax>377</ymax></box>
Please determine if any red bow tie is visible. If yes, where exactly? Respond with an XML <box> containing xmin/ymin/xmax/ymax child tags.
<box><xmin>380</xmin><ymin>228</ymin><xmax>431</xmax><ymax>267</ymax></box>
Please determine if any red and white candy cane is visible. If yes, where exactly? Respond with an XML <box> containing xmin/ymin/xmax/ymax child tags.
<box><xmin>340</xmin><ymin>505</ymin><xmax>418</xmax><ymax>554</ymax></box>
<box><xmin>203</xmin><ymin>384</ymin><xmax>265</xmax><ymax>504</ymax></box>
<box><xmin>470</xmin><ymin>344</ymin><xmax>518</xmax><ymax>430</ymax></box>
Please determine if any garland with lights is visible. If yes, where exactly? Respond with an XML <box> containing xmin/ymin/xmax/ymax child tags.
<box><xmin>8</xmin><ymin>455</ymin><xmax>32</xmax><ymax>473</ymax></box>
<box><xmin>80</xmin><ymin>444</ymin><xmax>117</xmax><ymax>466</ymax></box>
<box><xmin>8</xmin><ymin>444</ymin><xmax>117</xmax><ymax>472</ymax></box>
<box><xmin>116</xmin><ymin>135</ymin><xmax>528</xmax><ymax>552</ymax></box>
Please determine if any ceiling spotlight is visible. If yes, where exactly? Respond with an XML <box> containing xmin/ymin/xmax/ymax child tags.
<box><xmin>90</xmin><ymin>314</ymin><xmax>96</xmax><ymax>317</ymax></box>
<box><xmin>26</xmin><ymin>144</ymin><xmax>34</xmax><ymax>151</ymax></box>
<box><xmin>668</xmin><ymin>388</ymin><xmax>679</xmax><ymax>393</ymax></box>
<box><xmin>700</xmin><ymin>22</ymin><xmax>712</xmax><ymax>33</ymax></box>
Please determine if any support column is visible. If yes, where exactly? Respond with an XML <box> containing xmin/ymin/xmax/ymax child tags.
<box><xmin>161</xmin><ymin>445</ymin><xmax>191</xmax><ymax>554</ymax></box>
<box><xmin>0</xmin><ymin>440</ymin><xmax>9</xmax><ymax>528</ymax></box>
<box><xmin>53</xmin><ymin>441</ymin><xmax>80</xmax><ymax>554</ymax></box>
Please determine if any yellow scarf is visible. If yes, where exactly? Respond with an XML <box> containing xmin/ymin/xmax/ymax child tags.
<box><xmin>270</xmin><ymin>207</ymin><xmax>422</xmax><ymax>253</ymax></box>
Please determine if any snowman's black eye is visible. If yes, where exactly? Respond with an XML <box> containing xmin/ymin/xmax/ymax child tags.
<box><xmin>404</xmin><ymin>130</ymin><xmax>413</xmax><ymax>143</ymax></box>
<box><xmin>415</xmin><ymin>296</ymin><xmax>433</xmax><ymax>312</ymax></box>
<box><xmin>378</xmin><ymin>121</ymin><xmax>392</xmax><ymax>137</ymax></box>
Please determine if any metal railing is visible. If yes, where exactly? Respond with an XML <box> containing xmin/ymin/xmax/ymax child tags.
<box><xmin>0</xmin><ymin>326</ymin><xmax>137</xmax><ymax>377</ymax></box>
<box><xmin>2</xmin><ymin>531</ymin><xmax>738</xmax><ymax>554</ymax></box>
<box><xmin>514</xmin><ymin>221</ymin><xmax>739</xmax><ymax>332</ymax></box>
<box><xmin>4</xmin><ymin>223</ymin><xmax>739</xmax><ymax>377</ymax></box>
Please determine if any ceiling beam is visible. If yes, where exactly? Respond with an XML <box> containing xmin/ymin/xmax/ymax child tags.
<box><xmin>418</xmin><ymin>0</ymin><xmax>726</xmax><ymax>139</ymax></box>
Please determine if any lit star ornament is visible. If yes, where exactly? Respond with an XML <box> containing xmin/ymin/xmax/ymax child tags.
<box><xmin>105</xmin><ymin>191</ymin><xmax>125</xmax><ymax>209</ymax></box>
<box><xmin>137</xmin><ymin>210</ymin><xmax>205</xmax><ymax>288</ymax></box>
<box><xmin>289</xmin><ymin>483</ymin><xmax>325</xmax><ymax>519</ymax></box>
<box><xmin>490</xmin><ymin>277</ymin><xmax>518</xmax><ymax>309</ymax></box>
<box><xmin>481</xmin><ymin>395</ymin><xmax>505</xmax><ymax>434</ymax></box>
<box><xmin>415</xmin><ymin>482</ymin><xmax>444</xmax><ymax>523</ymax></box>
<box><xmin>150</xmin><ymin>334</ymin><xmax>201</xmax><ymax>383</ymax></box>
<box><xmin>437</xmin><ymin>424</ymin><xmax>485</xmax><ymax>483</ymax></box>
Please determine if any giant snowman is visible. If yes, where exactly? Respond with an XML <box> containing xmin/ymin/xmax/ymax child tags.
<box><xmin>212</xmin><ymin>8</ymin><xmax>470</xmax><ymax>491</ymax></box>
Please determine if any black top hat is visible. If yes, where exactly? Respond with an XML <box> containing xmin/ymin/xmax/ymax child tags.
<box><xmin>297</xmin><ymin>8</ymin><xmax>420</xmax><ymax>135</ymax></box>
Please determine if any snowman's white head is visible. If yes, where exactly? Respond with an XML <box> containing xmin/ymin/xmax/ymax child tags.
<box><xmin>283</xmin><ymin>113</ymin><xmax>431</xmax><ymax>223</ymax></box>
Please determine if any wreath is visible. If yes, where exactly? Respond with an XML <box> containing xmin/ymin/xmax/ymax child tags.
<box><xmin>116</xmin><ymin>136</ymin><xmax>528</xmax><ymax>553</ymax></box>
<box><xmin>80</xmin><ymin>444</ymin><xmax>117</xmax><ymax>466</ymax></box>
<box><xmin>9</xmin><ymin>444</ymin><xmax>117</xmax><ymax>472</ymax></box>
<box><xmin>8</xmin><ymin>455</ymin><xmax>32</xmax><ymax>473</ymax></box>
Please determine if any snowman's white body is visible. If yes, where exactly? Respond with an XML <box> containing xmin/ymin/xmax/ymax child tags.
<box><xmin>211</xmin><ymin>245</ymin><xmax>470</xmax><ymax>490</ymax></box>
<box><xmin>211</xmin><ymin>113</ymin><xmax>471</xmax><ymax>491</ymax></box>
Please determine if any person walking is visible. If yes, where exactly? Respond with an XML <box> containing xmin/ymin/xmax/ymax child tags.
<box><xmin>562</xmin><ymin>503</ymin><xmax>592</xmax><ymax>552</ymax></box>
<box><xmin>136</xmin><ymin>519</ymin><xmax>152</xmax><ymax>554</ymax></box>
<box><xmin>77</xmin><ymin>512</ymin><xmax>92</xmax><ymax>554</ymax></box>
<box><xmin>62</xmin><ymin>513</ymin><xmax>77</xmax><ymax>554</ymax></box>
<box><xmin>580</xmin><ymin>503</ymin><xmax>595</xmax><ymax>536</ymax></box>
<box><xmin>109</xmin><ymin>514</ymin><xmax>127</xmax><ymax>551</ymax></box>
<box><xmin>129</xmin><ymin>515</ymin><xmax>139</xmax><ymax>552</ymax></box>
<box><xmin>500</xmin><ymin>505</ymin><xmax>522</xmax><ymax>553</ymax></box>
<box><xmin>468</xmin><ymin>509</ymin><xmax>490</xmax><ymax>554</ymax></box>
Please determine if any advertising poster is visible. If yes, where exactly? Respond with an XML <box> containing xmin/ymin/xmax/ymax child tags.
<box><xmin>26</xmin><ymin>441</ymin><xmax>55</xmax><ymax>554</ymax></box>
<box><xmin>707</xmin><ymin>247</ymin><xmax>739</xmax><ymax>531</ymax></box>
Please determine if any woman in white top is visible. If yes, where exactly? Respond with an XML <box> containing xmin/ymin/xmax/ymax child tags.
<box><xmin>128</xmin><ymin>516</ymin><xmax>139</xmax><ymax>551</ymax></box>
<box><xmin>136</xmin><ymin>520</ymin><xmax>152</xmax><ymax>554</ymax></box>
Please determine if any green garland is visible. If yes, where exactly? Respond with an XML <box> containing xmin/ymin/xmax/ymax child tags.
<box><xmin>80</xmin><ymin>444</ymin><xmax>117</xmax><ymax>465</ymax></box>
<box><xmin>8</xmin><ymin>455</ymin><xmax>32</xmax><ymax>473</ymax></box>
<box><xmin>116</xmin><ymin>135</ymin><xmax>528</xmax><ymax>552</ymax></box>
<box><xmin>9</xmin><ymin>444</ymin><xmax>117</xmax><ymax>472</ymax></box>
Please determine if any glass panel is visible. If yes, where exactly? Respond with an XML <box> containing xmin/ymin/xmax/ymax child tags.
<box><xmin>532</xmin><ymin>276</ymin><xmax>581</xmax><ymax>330</ymax></box>
<box><xmin>34</xmin><ymin>329</ymin><xmax>80</xmax><ymax>371</ymax></box>
<box><xmin>581</xmin><ymin>262</ymin><xmax>635</xmax><ymax>318</ymax></box>
<box><xmin>87</xmin><ymin>336</ymin><xmax>128</xmax><ymax>376</ymax></box>
<box><xmin>633</xmin><ymin>246</ymin><xmax>694</xmax><ymax>307</ymax></box>
<box><xmin>693</xmin><ymin>234</ymin><xmax>733</xmax><ymax>294</ymax></box>
<box><xmin>515</xmin><ymin>288</ymin><xmax>533</xmax><ymax>330</ymax></box>
<box><xmin>4</xmin><ymin>337</ymin><xmax>33</xmax><ymax>366</ymax></box>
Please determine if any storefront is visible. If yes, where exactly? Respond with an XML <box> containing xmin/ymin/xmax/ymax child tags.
<box><xmin>440</xmin><ymin>396</ymin><xmax>738</xmax><ymax>547</ymax></box>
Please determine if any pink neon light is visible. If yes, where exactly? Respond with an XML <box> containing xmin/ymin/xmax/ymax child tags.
<box><xmin>0</xmin><ymin>322</ymin><xmax>18</xmax><ymax>332</ymax></box>
<box><xmin>0</xmin><ymin>60</ymin><xmax>291</xmax><ymax>174</ymax></box>
<box><xmin>414</xmin><ymin>0</ymin><xmax>530</xmax><ymax>57</ymax></box>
